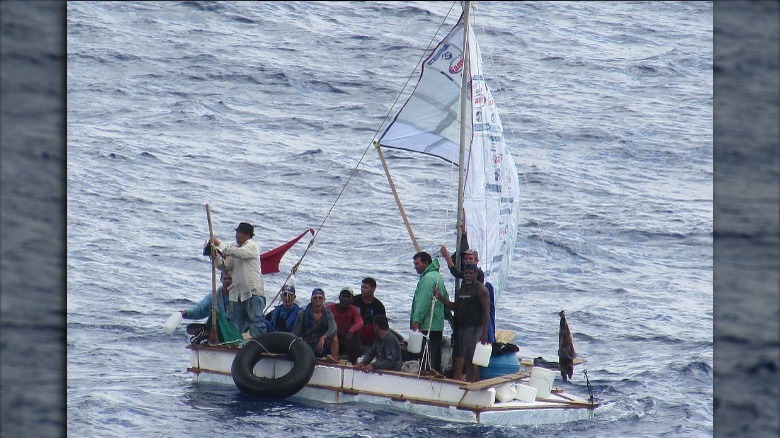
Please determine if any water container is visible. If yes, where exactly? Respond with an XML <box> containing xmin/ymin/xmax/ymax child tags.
<box><xmin>478</xmin><ymin>352</ymin><xmax>520</xmax><ymax>380</ymax></box>
<box><xmin>529</xmin><ymin>366</ymin><xmax>557</xmax><ymax>398</ymax></box>
<box><xmin>495</xmin><ymin>383</ymin><xmax>517</xmax><ymax>403</ymax></box>
<box><xmin>472</xmin><ymin>342</ymin><xmax>492</xmax><ymax>367</ymax></box>
<box><xmin>407</xmin><ymin>331</ymin><xmax>423</xmax><ymax>354</ymax></box>
<box><xmin>163</xmin><ymin>311</ymin><xmax>183</xmax><ymax>334</ymax></box>
<box><xmin>515</xmin><ymin>384</ymin><xmax>537</xmax><ymax>402</ymax></box>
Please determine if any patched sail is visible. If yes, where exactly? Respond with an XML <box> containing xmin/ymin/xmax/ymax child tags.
<box><xmin>378</xmin><ymin>12</ymin><xmax>521</xmax><ymax>302</ymax></box>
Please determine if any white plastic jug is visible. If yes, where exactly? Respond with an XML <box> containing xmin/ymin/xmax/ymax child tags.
<box><xmin>163</xmin><ymin>311</ymin><xmax>183</xmax><ymax>334</ymax></box>
<box><xmin>472</xmin><ymin>342</ymin><xmax>492</xmax><ymax>367</ymax></box>
<box><xmin>407</xmin><ymin>331</ymin><xmax>423</xmax><ymax>354</ymax></box>
<box><xmin>529</xmin><ymin>366</ymin><xmax>556</xmax><ymax>398</ymax></box>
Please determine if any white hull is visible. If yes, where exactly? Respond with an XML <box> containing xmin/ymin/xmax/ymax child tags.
<box><xmin>187</xmin><ymin>344</ymin><xmax>596</xmax><ymax>426</ymax></box>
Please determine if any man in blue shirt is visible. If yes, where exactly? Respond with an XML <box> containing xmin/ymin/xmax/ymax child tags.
<box><xmin>265</xmin><ymin>285</ymin><xmax>302</xmax><ymax>332</ymax></box>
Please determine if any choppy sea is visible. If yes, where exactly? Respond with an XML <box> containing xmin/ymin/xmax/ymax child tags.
<box><xmin>2</xmin><ymin>1</ymin><xmax>778</xmax><ymax>437</ymax></box>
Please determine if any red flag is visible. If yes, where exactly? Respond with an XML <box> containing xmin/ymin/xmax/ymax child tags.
<box><xmin>259</xmin><ymin>229</ymin><xmax>314</xmax><ymax>274</ymax></box>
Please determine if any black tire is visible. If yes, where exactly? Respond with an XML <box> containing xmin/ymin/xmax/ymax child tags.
<box><xmin>231</xmin><ymin>332</ymin><xmax>315</xmax><ymax>399</ymax></box>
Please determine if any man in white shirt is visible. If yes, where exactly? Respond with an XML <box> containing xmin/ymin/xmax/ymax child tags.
<box><xmin>210</xmin><ymin>221</ymin><xmax>267</xmax><ymax>338</ymax></box>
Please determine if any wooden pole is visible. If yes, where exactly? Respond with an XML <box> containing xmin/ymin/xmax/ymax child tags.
<box><xmin>374</xmin><ymin>141</ymin><xmax>421</xmax><ymax>253</ymax></box>
<box><xmin>205</xmin><ymin>203</ymin><xmax>219</xmax><ymax>344</ymax></box>
<box><xmin>455</xmin><ymin>1</ymin><xmax>472</xmax><ymax>298</ymax></box>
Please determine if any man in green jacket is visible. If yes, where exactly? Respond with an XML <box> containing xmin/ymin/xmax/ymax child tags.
<box><xmin>410</xmin><ymin>251</ymin><xmax>450</xmax><ymax>374</ymax></box>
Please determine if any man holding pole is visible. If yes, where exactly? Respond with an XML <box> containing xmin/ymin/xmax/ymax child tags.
<box><xmin>210</xmin><ymin>221</ymin><xmax>267</xmax><ymax>338</ymax></box>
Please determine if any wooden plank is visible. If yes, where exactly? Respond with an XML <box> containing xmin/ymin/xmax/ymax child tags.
<box><xmin>536</xmin><ymin>396</ymin><xmax>596</xmax><ymax>407</ymax></box>
<box><xmin>459</xmin><ymin>371</ymin><xmax>530</xmax><ymax>391</ymax></box>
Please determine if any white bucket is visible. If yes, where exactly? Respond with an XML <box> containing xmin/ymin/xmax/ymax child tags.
<box><xmin>529</xmin><ymin>366</ymin><xmax>556</xmax><ymax>398</ymax></box>
<box><xmin>163</xmin><ymin>311</ymin><xmax>183</xmax><ymax>334</ymax></box>
<box><xmin>472</xmin><ymin>342</ymin><xmax>492</xmax><ymax>367</ymax></box>
<box><xmin>495</xmin><ymin>383</ymin><xmax>517</xmax><ymax>403</ymax></box>
<box><xmin>407</xmin><ymin>331</ymin><xmax>423</xmax><ymax>354</ymax></box>
<box><xmin>515</xmin><ymin>384</ymin><xmax>537</xmax><ymax>402</ymax></box>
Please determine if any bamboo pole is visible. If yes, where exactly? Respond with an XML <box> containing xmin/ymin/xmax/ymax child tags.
<box><xmin>205</xmin><ymin>203</ymin><xmax>219</xmax><ymax>344</ymax></box>
<box><xmin>374</xmin><ymin>141</ymin><xmax>421</xmax><ymax>253</ymax></box>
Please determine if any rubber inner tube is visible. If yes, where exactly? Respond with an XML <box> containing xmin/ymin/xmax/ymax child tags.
<box><xmin>231</xmin><ymin>332</ymin><xmax>315</xmax><ymax>399</ymax></box>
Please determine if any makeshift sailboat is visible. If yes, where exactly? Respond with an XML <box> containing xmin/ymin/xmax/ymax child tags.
<box><xmin>185</xmin><ymin>2</ymin><xmax>597</xmax><ymax>425</ymax></box>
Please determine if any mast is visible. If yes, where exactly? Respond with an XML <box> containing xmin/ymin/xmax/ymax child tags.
<box><xmin>455</xmin><ymin>1</ymin><xmax>471</xmax><ymax>294</ymax></box>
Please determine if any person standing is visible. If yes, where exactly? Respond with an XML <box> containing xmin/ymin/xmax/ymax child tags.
<box><xmin>352</xmin><ymin>277</ymin><xmax>386</xmax><ymax>348</ymax></box>
<box><xmin>355</xmin><ymin>315</ymin><xmax>403</xmax><ymax>372</ymax></box>
<box><xmin>439</xmin><ymin>244</ymin><xmax>488</xmax><ymax>378</ymax></box>
<box><xmin>410</xmin><ymin>251</ymin><xmax>449</xmax><ymax>374</ymax></box>
<box><xmin>440</xmin><ymin>225</ymin><xmax>496</xmax><ymax>347</ymax></box>
<box><xmin>439</xmin><ymin>219</ymin><xmax>484</xmax><ymax>283</ymax></box>
<box><xmin>292</xmin><ymin>288</ymin><xmax>339</xmax><ymax>362</ymax></box>
<box><xmin>434</xmin><ymin>263</ymin><xmax>490</xmax><ymax>382</ymax></box>
<box><xmin>440</xmin><ymin>246</ymin><xmax>484</xmax><ymax>284</ymax></box>
<box><xmin>265</xmin><ymin>285</ymin><xmax>301</xmax><ymax>333</ymax></box>
<box><xmin>327</xmin><ymin>287</ymin><xmax>364</xmax><ymax>364</ymax></box>
<box><xmin>210</xmin><ymin>221</ymin><xmax>267</xmax><ymax>338</ymax></box>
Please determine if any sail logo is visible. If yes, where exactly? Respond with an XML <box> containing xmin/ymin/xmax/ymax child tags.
<box><xmin>474</xmin><ymin>95</ymin><xmax>486</xmax><ymax>105</ymax></box>
<box><xmin>449</xmin><ymin>55</ymin><xmax>464</xmax><ymax>74</ymax></box>
<box><xmin>427</xmin><ymin>44</ymin><xmax>450</xmax><ymax>65</ymax></box>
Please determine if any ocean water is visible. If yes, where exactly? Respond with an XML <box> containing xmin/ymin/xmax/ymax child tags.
<box><xmin>6</xmin><ymin>0</ymin><xmax>754</xmax><ymax>436</ymax></box>
<box><xmin>62</xmin><ymin>1</ymin><xmax>715</xmax><ymax>437</ymax></box>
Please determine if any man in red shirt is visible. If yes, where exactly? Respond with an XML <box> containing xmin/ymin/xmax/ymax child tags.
<box><xmin>327</xmin><ymin>287</ymin><xmax>364</xmax><ymax>364</ymax></box>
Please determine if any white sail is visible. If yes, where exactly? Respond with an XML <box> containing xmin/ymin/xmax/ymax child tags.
<box><xmin>378</xmin><ymin>14</ymin><xmax>467</xmax><ymax>163</ymax></box>
<box><xmin>378</xmin><ymin>12</ymin><xmax>521</xmax><ymax>302</ymax></box>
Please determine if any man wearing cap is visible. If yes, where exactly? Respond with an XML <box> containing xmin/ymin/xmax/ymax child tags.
<box><xmin>440</xmin><ymin>233</ymin><xmax>485</xmax><ymax>284</ymax></box>
<box><xmin>264</xmin><ymin>285</ymin><xmax>301</xmax><ymax>333</ymax></box>
<box><xmin>210</xmin><ymin>221</ymin><xmax>267</xmax><ymax>338</ymax></box>
<box><xmin>410</xmin><ymin>251</ymin><xmax>450</xmax><ymax>374</ymax></box>
<box><xmin>440</xmin><ymin>223</ymin><xmax>496</xmax><ymax>374</ymax></box>
<box><xmin>434</xmin><ymin>263</ymin><xmax>490</xmax><ymax>382</ymax></box>
<box><xmin>439</xmin><ymin>242</ymin><xmax>486</xmax><ymax>378</ymax></box>
<box><xmin>292</xmin><ymin>288</ymin><xmax>339</xmax><ymax>362</ymax></box>
<box><xmin>327</xmin><ymin>287</ymin><xmax>364</xmax><ymax>364</ymax></box>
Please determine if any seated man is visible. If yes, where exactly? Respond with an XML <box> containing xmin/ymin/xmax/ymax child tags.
<box><xmin>265</xmin><ymin>285</ymin><xmax>301</xmax><ymax>332</ymax></box>
<box><xmin>181</xmin><ymin>270</ymin><xmax>232</xmax><ymax>323</ymax></box>
<box><xmin>354</xmin><ymin>315</ymin><xmax>403</xmax><ymax>372</ymax></box>
<box><xmin>352</xmin><ymin>277</ymin><xmax>386</xmax><ymax>349</ymax></box>
<box><xmin>326</xmin><ymin>287</ymin><xmax>364</xmax><ymax>364</ymax></box>
<box><xmin>181</xmin><ymin>270</ymin><xmax>245</xmax><ymax>342</ymax></box>
<box><xmin>292</xmin><ymin>288</ymin><xmax>339</xmax><ymax>362</ymax></box>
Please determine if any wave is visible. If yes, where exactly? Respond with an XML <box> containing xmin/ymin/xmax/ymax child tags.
<box><xmin>178</xmin><ymin>1</ymin><xmax>225</xmax><ymax>13</ymax></box>
<box><xmin>681</xmin><ymin>361</ymin><xmax>713</xmax><ymax>377</ymax></box>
